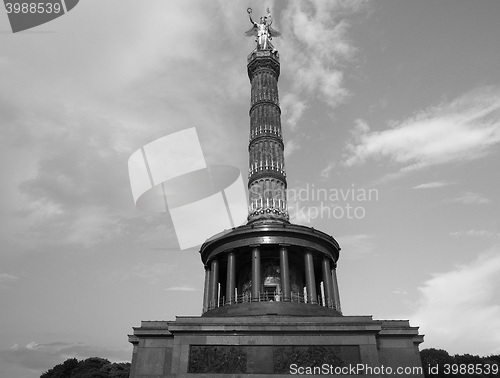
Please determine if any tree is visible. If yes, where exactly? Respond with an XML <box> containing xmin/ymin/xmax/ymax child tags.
<box><xmin>421</xmin><ymin>348</ymin><xmax>500</xmax><ymax>378</ymax></box>
<box><xmin>421</xmin><ymin>348</ymin><xmax>454</xmax><ymax>378</ymax></box>
<box><xmin>41</xmin><ymin>358</ymin><xmax>79</xmax><ymax>378</ymax></box>
<box><xmin>41</xmin><ymin>357</ymin><xmax>130</xmax><ymax>378</ymax></box>
<box><xmin>100</xmin><ymin>362</ymin><xmax>131</xmax><ymax>378</ymax></box>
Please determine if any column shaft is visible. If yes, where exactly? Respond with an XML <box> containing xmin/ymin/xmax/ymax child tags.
<box><xmin>304</xmin><ymin>251</ymin><xmax>317</xmax><ymax>304</ymax></box>
<box><xmin>321</xmin><ymin>257</ymin><xmax>335</xmax><ymax>308</ymax></box>
<box><xmin>209</xmin><ymin>259</ymin><xmax>219</xmax><ymax>310</ymax></box>
<box><xmin>251</xmin><ymin>247</ymin><xmax>261</xmax><ymax>301</ymax></box>
<box><xmin>279</xmin><ymin>246</ymin><xmax>290</xmax><ymax>301</ymax></box>
<box><xmin>226</xmin><ymin>252</ymin><xmax>236</xmax><ymax>305</ymax></box>
<box><xmin>331</xmin><ymin>265</ymin><xmax>342</xmax><ymax>313</ymax></box>
<box><xmin>203</xmin><ymin>266</ymin><xmax>211</xmax><ymax>312</ymax></box>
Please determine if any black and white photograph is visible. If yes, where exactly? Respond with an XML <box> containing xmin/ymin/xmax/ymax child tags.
<box><xmin>1</xmin><ymin>1</ymin><xmax>499</xmax><ymax>377</ymax></box>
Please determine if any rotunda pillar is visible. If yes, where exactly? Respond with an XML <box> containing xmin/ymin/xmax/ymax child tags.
<box><xmin>279</xmin><ymin>245</ymin><xmax>290</xmax><ymax>302</ymax></box>
<box><xmin>321</xmin><ymin>257</ymin><xmax>335</xmax><ymax>308</ymax></box>
<box><xmin>304</xmin><ymin>250</ymin><xmax>317</xmax><ymax>304</ymax></box>
<box><xmin>331</xmin><ymin>262</ymin><xmax>342</xmax><ymax>313</ymax></box>
<box><xmin>209</xmin><ymin>259</ymin><xmax>219</xmax><ymax>310</ymax></box>
<box><xmin>251</xmin><ymin>246</ymin><xmax>261</xmax><ymax>301</ymax></box>
<box><xmin>203</xmin><ymin>266</ymin><xmax>211</xmax><ymax>312</ymax></box>
<box><xmin>226</xmin><ymin>251</ymin><xmax>236</xmax><ymax>305</ymax></box>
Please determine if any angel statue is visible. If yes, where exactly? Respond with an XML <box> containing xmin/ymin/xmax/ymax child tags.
<box><xmin>245</xmin><ymin>7</ymin><xmax>280</xmax><ymax>51</ymax></box>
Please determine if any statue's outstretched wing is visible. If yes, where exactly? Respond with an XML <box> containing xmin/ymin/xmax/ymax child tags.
<box><xmin>245</xmin><ymin>25</ymin><xmax>258</xmax><ymax>37</ymax></box>
<box><xmin>268</xmin><ymin>26</ymin><xmax>281</xmax><ymax>38</ymax></box>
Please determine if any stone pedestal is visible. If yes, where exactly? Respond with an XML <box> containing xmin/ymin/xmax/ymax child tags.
<box><xmin>128</xmin><ymin>314</ymin><xmax>424</xmax><ymax>377</ymax></box>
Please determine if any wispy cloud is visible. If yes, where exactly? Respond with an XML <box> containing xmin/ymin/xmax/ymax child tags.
<box><xmin>109</xmin><ymin>262</ymin><xmax>177</xmax><ymax>285</ymax></box>
<box><xmin>0</xmin><ymin>273</ymin><xmax>19</xmax><ymax>283</ymax></box>
<box><xmin>320</xmin><ymin>161</ymin><xmax>336</xmax><ymax>179</ymax></box>
<box><xmin>392</xmin><ymin>289</ymin><xmax>409</xmax><ymax>295</ymax></box>
<box><xmin>343</xmin><ymin>87</ymin><xmax>500</xmax><ymax>173</ymax></box>
<box><xmin>278</xmin><ymin>0</ymin><xmax>367</xmax><ymax>152</ymax></box>
<box><xmin>280</xmin><ymin>1</ymin><xmax>360</xmax><ymax>105</ymax></box>
<box><xmin>284</xmin><ymin>139</ymin><xmax>301</xmax><ymax>158</ymax></box>
<box><xmin>449</xmin><ymin>229</ymin><xmax>500</xmax><ymax>239</ymax></box>
<box><xmin>337</xmin><ymin>234</ymin><xmax>374</xmax><ymax>259</ymax></box>
<box><xmin>413</xmin><ymin>181</ymin><xmax>453</xmax><ymax>189</ymax></box>
<box><xmin>447</xmin><ymin>191</ymin><xmax>490</xmax><ymax>205</ymax></box>
<box><xmin>410</xmin><ymin>250</ymin><xmax>500</xmax><ymax>355</ymax></box>
<box><xmin>281</xmin><ymin>94</ymin><xmax>307</xmax><ymax>133</ymax></box>
<box><xmin>165</xmin><ymin>286</ymin><xmax>198</xmax><ymax>292</ymax></box>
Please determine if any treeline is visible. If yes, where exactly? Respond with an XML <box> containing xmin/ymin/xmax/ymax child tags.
<box><xmin>421</xmin><ymin>349</ymin><xmax>500</xmax><ymax>378</ymax></box>
<box><xmin>41</xmin><ymin>357</ymin><xmax>130</xmax><ymax>378</ymax></box>
<box><xmin>41</xmin><ymin>349</ymin><xmax>500</xmax><ymax>378</ymax></box>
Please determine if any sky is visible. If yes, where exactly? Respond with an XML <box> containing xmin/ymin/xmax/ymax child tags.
<box><xmin>1</xmin><ymin>0</ymin><xmax>500</xmax><ymax>376</ymax></box>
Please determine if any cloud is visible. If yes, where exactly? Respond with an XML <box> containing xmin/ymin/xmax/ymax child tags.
<box><xmin>320</xmin><ymin>161</ymin><xmax>336</xmax><ymax>179</ymax></box>
<box><xmin>413</xmin><ymin>181</ymin><xmax>453</xmax><ymax>189</ymax></box>
<box><xmin>0</xmin><ymin>1</ymin><xmax>368</xmax><ymax>253</ymax></box>
<box><xmin>281</xmin><ymin>93</ymin><xmax>307</xmax><ymax>133</ymax></box>
<box><xmin>109</xmin><ymin>262</ymin><xmax>177</xmax><ymax>285</ymax></box>
<box><xmin>343</xmin><ymin>87</ymin><xmax>500</xmax><ymax>172</ymax></box>
<box><xmin>0</xmin><ymin>2</ymin><xmax>253</xmax><ymax>252</ymax></box>
<box><xmin>447</xmin><ymin>191</ymin><xmax>490</xmax><ymax>205</ymax></box>
<box><xmin>284</xmin><ymin>138</ymin><xmax>302</xmax><ymax>158</ymax></box>
<box><xmin>0</xmin><ymin>273</ymin><xmax>19</xmax><ymax>283</ymax></box>
<box><xmin>279</xmin><ymin>0</ymin><xmax>366</xmax><ymax>130</ymax></box>
<box><xmin>165</xmin><ymin>286</ymin><xmax>198</xmax><ymax>292</ymax></box>
<box><xmin>12</xmin><ymin>106</ymin><xmax>135</xmax><ymax>248</ymax></box>
<box><xmin>449</xmin><ymin>229</ymin><xmax>500</xmax><ymax>239</ymax></box>
<box><xmin>135</xmin><ymin>218</ymin><xmax>179</xmax><ymax>249</ymax></box>
<box><xmin>410</xmin><ymin>250</ymin><xmax>500</xmax><ymax>355</ymax></box>
<box><xmin>392</xmin><ymin>289</ymin><xmax>409</xmax><ymax>295</ymax></box>
<box><xmin>337</xmin><ymin>234</ymin><xmax>374</xmax><ymax>259</ymax></box>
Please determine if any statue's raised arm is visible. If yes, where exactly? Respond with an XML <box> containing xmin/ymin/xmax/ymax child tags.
<box><xmin>247</xmin><ymin>7</ymin><xmax>257</xmax><ymax>26</ymax></box>
<box><xmin>245</xmin><ymin>7</ymin><xmax>280</xmax><ymax>51</ymax></box>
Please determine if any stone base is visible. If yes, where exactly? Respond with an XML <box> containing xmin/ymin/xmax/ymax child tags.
<box><xmin>128</xmin><ymin>315</ymin><xmax>424</xmax><ymax>377</ymax></box>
